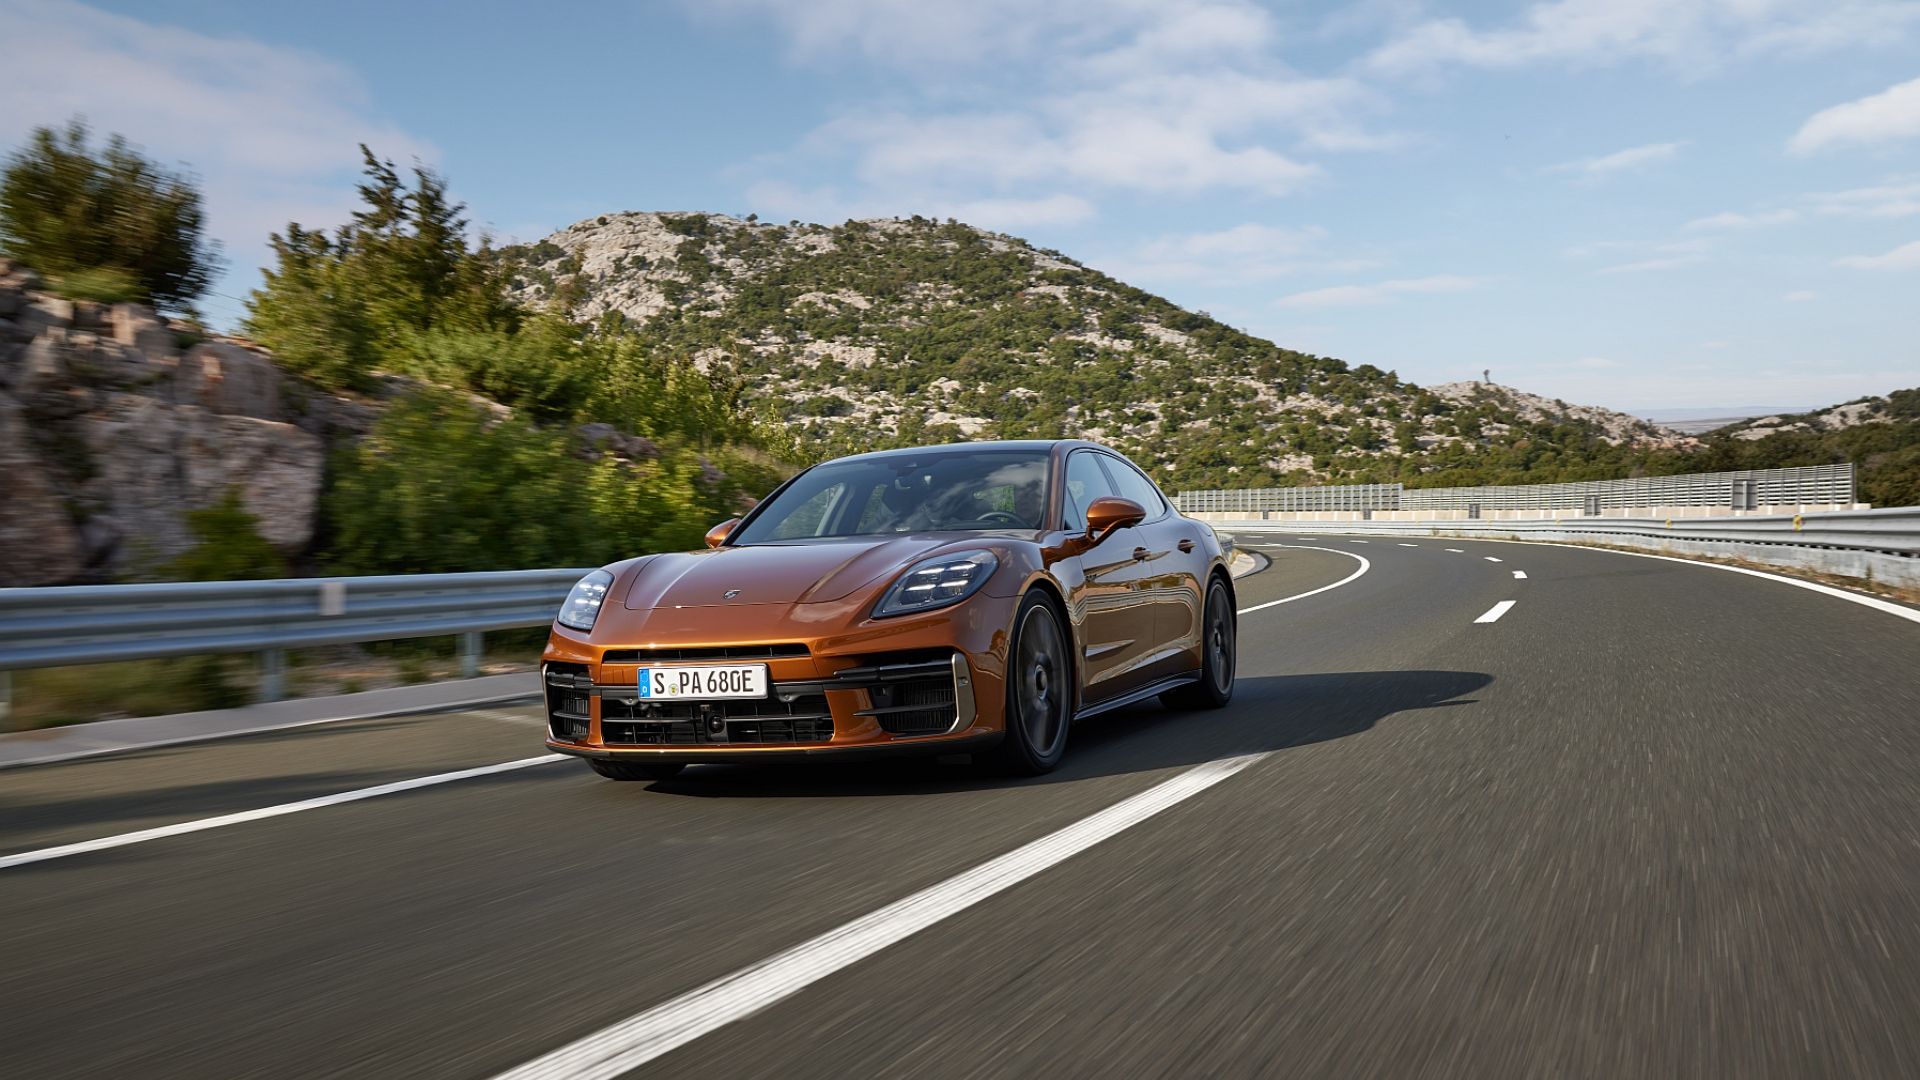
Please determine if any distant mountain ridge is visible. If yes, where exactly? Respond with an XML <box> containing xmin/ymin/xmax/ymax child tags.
<box><xmin>496</xmin><ymin>212</ymin><xmax>1686</xmax><ymax>490</ymax></box>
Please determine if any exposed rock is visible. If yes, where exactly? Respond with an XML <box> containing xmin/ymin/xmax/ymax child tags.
<box><xmin>78</xmin><ymin>394</ymin><xmax>323</xmax><ymax>570</ymax></box>
<box><xmin>1429</xmin><ymin>381</ymin><xmax>1686</xmax><ymax>448</ymax></box>
<box><xmin>174</xmin><ymin>341</ymin><xmax>283</xmax><ymax>420</ymax></box>
<box><xmin>0</xmin><ymin>392</ymin><xmax>86</xmax><ymax>586</ymax></box>
<box><xmin>110</xmin><ymin>303</ymin><xmax>178</xmax><ymax>361</ymax></box>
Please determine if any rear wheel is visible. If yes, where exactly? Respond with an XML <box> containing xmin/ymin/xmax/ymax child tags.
<box><xmin>994</xmin><ymin>593</ymin><xmax>1072</xmax><ymax>775</ymax></box>
<box><xmin>1162</xmin><ymin>576</ymin><xmax>1235</xmax><ymax>710</ymax></box>
<box><xmin>589</xmin><ymin>760</ymin><xmax>686</xmax><ymax>782</ymax></box>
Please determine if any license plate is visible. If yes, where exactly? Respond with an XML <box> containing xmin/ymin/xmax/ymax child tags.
<box><xmin>636</xmin><ymin>664</ymin><xmax>768</xmax><ymax>700</ymax></box>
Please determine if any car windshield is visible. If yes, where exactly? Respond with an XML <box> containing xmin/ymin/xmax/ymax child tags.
<box><xmin>732</xmin><ymin>449</ymin><xmax>1051</xmax><ymax>543</ymax></box>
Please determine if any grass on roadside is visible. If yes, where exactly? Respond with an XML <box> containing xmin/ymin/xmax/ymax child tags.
<box><xmin>3</xmin><ymin>631</ymin><xmax>550</xmax><ymax>733</ymax></box>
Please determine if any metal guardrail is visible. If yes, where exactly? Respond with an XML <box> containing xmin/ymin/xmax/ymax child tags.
<box><xmin>1176</xmin><ymin>464</ymin><xmax>1857</xmax><ymax>514</ymax></box>
<box><xmin>0</xmin><ymin>569</ymin><xmax>590</xmax><ymax>705</ymax></box>
<box><xmin>1212</xmin><ymin>507</ymin><xmax>1920</xmax><ymax>556</ymax></box>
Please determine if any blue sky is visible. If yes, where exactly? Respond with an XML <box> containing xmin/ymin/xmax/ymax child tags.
<box><xmin>3</xmin><ymin>0</ymin><xmax>1918</xmax><ymax>411</ymax></box>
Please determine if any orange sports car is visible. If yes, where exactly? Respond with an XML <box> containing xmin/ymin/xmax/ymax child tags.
<box><xmin>541</xmin><ymin>439</ymin><xmax>1236</xmax><ymax>778</ymax></box>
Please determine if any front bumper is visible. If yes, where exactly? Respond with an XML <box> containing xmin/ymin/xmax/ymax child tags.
<box><xmin>541</xmin><ymin>618</ymin><xmax>1009</xmax><ymax>762</ymax></box>
<box><xmin>545</xmin><ymin>729</ymin><xmax>1003</xmax><ymax>763</ymax></box>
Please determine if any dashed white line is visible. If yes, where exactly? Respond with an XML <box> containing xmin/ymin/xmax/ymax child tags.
<box><xmin>1445</xmin><ymin>548</ymin><xmax>1465</xmax><ymax>553</ymax></box>
<box><xmin>1397</xmin><ymin>543</ymin><xmax>1419</xmax><ymax>547</ymax></box>
<box><xmin>0</xmin><ymin>755</ymin><xmax>568</xmax><ymax>871</ymax></box>
<box><xmin>1475</xmin><ymin>600</ymin><xmax>1517</xmax><ymax>624</ymax></box>
<box><xmin>1512</xmin><ymin>570</ymin><xmax>1528</xmax><ymax>580</ymax></box>
<box><xmin>489</xmin><ymin>752</ymin><xmax>1270</xmax><ymax>1080</ymax></box>
<box><xmin>1349</xmin><ymin>539</ymin><xmax>1370</xmax><ymax>544</ymax></box>
<box><xmin>471</xmin><ymin>709</ymin><xmax>545</xmax><ymax>728</ymax></box>
<box><xmin>1484</xmin><ymin>556</ymin><xmax>1502</xmax><ymax>563</ymax></box>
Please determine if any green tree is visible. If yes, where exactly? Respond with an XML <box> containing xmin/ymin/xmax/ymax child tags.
<box><xmin>0</xmin><ymin>118</ymin><xmax>221</xmax><ymax>310</ymax></box>
<box><xmin>245</xmin><ymin>146</ymin><xmax>511</xmax><ymax>389</ymax></box>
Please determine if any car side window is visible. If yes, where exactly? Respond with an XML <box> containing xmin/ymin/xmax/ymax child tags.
<box><xmin>1062</xmin><ymin>451</ymin><xmax>1118</xmax><ymax>532</ymax></box>
<box><xmin>1099</xmin><ymin>455</ymin><xmax>1168</xmax><ymax>519</ymax></box>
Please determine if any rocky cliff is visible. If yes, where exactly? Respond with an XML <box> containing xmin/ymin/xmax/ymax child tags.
<box><xmin>0</xmin><ymin>259</ymin><xmax>329</xmax><ymax>586</ymax></box>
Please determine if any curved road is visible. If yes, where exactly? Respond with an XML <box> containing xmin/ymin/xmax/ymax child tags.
<box><xmin>3</xmin><ymin>537</ymin><xmax>1919</xmax><ymax>1078</ymax></box>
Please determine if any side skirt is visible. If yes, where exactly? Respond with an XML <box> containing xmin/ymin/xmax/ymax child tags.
<box><xmin>1073</xmin><ymin>672</ymin><xmax>1201</xmax><ymax>722</ymax></box>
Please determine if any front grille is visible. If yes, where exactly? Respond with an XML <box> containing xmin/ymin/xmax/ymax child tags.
<box><xmin>544</xmin><ymin>663</ymin><xmax>591</xmax><ymax>741</ymax></box>
<box><xmin>600</xmin><ymin>693</ymin><xmax>833</xmax><ymax>745</ymax></box>
<box><xmin>602</xmin><ymin>643</ymin><xmax>810</xmax><ymax>663</ymax></box>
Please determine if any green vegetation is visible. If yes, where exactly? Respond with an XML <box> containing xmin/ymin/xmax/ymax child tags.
<box><xmin>0</xmin><ymin>118</ymin><xmax>220</xmax><ymax>311</ymax></box>
<box><xmin>236</xmin><ymin>153</ymin><xmax>788</xmax><ymax>576</ymax></box>
<box><xmin>165</xmin><ymin>491</ymin><xmax>287</xmax><ymax>581</ymax></box>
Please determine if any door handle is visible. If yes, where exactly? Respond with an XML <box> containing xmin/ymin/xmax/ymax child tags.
<box><xmin>1177</xmin><ymin>538</ymin><xmax>1195</xmax><ymax>553</ymax></box>
<box><xmin>1133</xmin><ymin>547</ymin><xmax>1150</xmax><ymax>561</ymax></box>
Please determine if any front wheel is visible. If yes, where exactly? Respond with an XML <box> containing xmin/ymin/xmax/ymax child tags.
<box><xmin>589</xmin><ymin>760</ymin><xmax>686</xmax><ymax>782</ymax></box>
<box><xmin>994</xmin><ymin>593</ymin><xmax>1072</xmax><ymax>775</ymax></box>
<box><xmin>1162</xmin><ymin>576</ymin><xmax>1235</xmax><ymax>710</ymax></box>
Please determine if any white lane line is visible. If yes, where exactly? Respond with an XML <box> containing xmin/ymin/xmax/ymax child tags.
<box><xmin>1475</xmin><ymin>600</ymin><xmax>1517</xmax><ymax>624</ymax></box>
<box><xmin>1483</xmin><ymin>556</ymin><xmax>1503</xmax><ymax>563</ymax></box>
<box><xmin>1512</xmin><ymin>570</ymin><xmax>1528</xmax><ymax>580</ymax></box>
<box><xmin>1444</xmin><ymin>548</ymin><xmax>1465</xmax><ymax>553</ymax></box>
<box><xmin>490</xmin><ymin>752</ymin><xmax>1268</xmax><ymax>1080</ymax></box>
<box><xmin>0</xmin><ymin>755</ymin><xmax>567</xmax><ymax>870</ymax></box>
<box><xmin>1349</xmin><ymin>539</ymin><xmax>1370</xmax><ymax>544</ymax></box>
<box><xmin>1236</xmin><ymin>546</ymin><xmax>1371</xmax><ymax>614</ymax></box>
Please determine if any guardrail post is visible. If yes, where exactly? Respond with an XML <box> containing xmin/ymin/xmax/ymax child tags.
<box><xmin>259</xmin><ymin>649</ymin><xmax>286</xmax><ymax>703</ymax></box>
<box><xmin>460</xmin><ymin>631</ymin><xmax>482</xmax><ymax>679</ymax></box>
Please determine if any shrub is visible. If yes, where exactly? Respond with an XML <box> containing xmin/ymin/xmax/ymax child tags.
<box><xmin>0</xmin><ymin>118</ymin><xmax>220</xmax><ymax>310</ymax></box>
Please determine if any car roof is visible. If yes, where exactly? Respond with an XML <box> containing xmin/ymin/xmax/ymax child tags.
<box><xmin>826</xmin><ymin>439</ymin><xmax>1109</xmax><ymax>465</ymax></box>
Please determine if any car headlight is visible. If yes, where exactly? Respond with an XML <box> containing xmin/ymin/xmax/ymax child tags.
<box><xmin>556</xmin><ymin>569</ymin><xmax>614</xmax><ymax>632</ymax></box>
<box><xmin>873</xmin><ymin>550</ymin><xmax>998</xmax><ymax>619</ymax></box>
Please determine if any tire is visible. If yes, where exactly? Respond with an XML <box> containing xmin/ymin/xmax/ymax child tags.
<box><xmin>1161</xmin><ymin>575</ymin><xmax>1235</xmax><ymax>710</ymax></box>
<box><xmin>589</xmin><ymin>759</ymin><xmax>686</xmax><ymax>782</ymax></box>
<box><xmin>994</xmin><ymin>592</ymin><xmax>1073</xmax><ymax>775</ymax></box>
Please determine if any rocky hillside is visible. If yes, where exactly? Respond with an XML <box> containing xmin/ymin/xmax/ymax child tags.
<box><xmin>0</xmin><ymin>259</ymin><xmax>332</xmax><ymax>586</ymax></box>
<box><xmin>499</xmin><ymin>213</ymin><xmax>1688</xmax><ymax>489</ymax></box>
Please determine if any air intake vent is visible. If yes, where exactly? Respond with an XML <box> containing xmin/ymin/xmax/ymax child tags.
<box><xmin>544</xmin><ymin>662</ymin><xmax>591</xmax><ymax>741</ymax></box>
<box><xmin>602</xmin><ymin>643</ymin><xmax>810</xmax><ymax>663</ymax></box>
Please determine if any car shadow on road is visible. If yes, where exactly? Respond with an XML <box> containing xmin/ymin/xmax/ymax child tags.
<box><xmin>650</xmin><ymin>669</ymin><xmax>1492</xmax><ymax>798</ymax></box>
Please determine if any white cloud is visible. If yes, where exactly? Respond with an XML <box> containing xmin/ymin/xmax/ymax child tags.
<box><xmin>1276</xmin><ymin>274</ymin><xmax>1483</xmax><ymax>308</ymax></box>
<box><xmin>1548</xmin><ymin>140</ymin><xmax>1686</xmax><ymax>177</ymax></box>
<box><xmin>706</xmin><ymin>1</ymin><xmax>1399</xmax><ymax>213</ymax></box>
<box><xmin>1104</xmin><ymin>223</ymin><xmax>1384</xmax><ymax>283</ymax></box>
<box><xmin>1807</xmin><ymin>177</ymin><xmax>1920</xmax><ymax>217</ymax></box>
<box><xmin>1790</xmin><ymin>75</ymin><xmax>1920</xmax><ymax>154</ymax></box>
<box><xmin>1366</xmin><ymin>0</ymin><xmax>1920</xmax><ymax>75</ymax></box>
<box><xmin>1783</xmin><ymin>289</ymin><xmax>1819</xmax><ymax>301</ymax></box>
<box><xmin>1684</xmin><ymin>208</ymin><xmax>1799</xmax><ymax>230</ymax></box>
<box><xmin>0</xmin><ymin>0</ymin><xmax>432</xmax><ymax>261</ymax></box>
<box><xmin>1697</xmin><ymin>340</ymin><xmax>1732</xmax><ymax>349</ymax></box>
<box><xmin>1834</xmin><ymin>239</ymin><xmax>1920</xmax><ymax>269</ymax></box>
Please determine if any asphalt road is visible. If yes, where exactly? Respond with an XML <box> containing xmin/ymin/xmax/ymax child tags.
<box><xmin>4</xmin><ymin>537</ymin><xmax>1919</xmax><ymax>1079</ymax></box>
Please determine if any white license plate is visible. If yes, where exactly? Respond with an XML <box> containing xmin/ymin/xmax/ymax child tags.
<box><xmin>636</xmin><ymin>664</ymin><xmax>768</xmax><ymax>700</ymax></box>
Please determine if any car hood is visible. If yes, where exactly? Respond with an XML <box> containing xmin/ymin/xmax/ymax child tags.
<box><xmin>623</xmin><ymin>535</ymin><xmax>1006</xmax><ymax>610</ymax></box>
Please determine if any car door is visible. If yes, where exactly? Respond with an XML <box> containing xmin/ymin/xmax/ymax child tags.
<box><xmin>1060</xmin><ymin>449</ymin><xmax>1158</xmax><ymax>704</ymax></box>
<box><xmin>1097</xmin><ymin>453</ymin><xmax>1205</xmax><ymax>683</ymax></box>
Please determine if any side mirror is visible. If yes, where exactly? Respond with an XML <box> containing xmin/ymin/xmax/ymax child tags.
<box><xmin>1084</xmin><ymin>496</ymin><xmax>1147</xmax><ymax>544</ymax></box>
<box><xmin>704</xmin><ymin>518</ymin><xmax>741</xmax><ymax>548</ymax></box>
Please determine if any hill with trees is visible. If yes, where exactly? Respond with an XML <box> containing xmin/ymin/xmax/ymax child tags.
<box><xmin>496</xmin><ymin>212</ymin><xmax>1693</xmax><ymax>492</ymax></box>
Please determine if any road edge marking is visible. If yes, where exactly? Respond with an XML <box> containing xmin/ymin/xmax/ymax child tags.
<box><xmin>0</xmin><ymin>755</ymin><xmax>568</xmax><ymax>870</ymax></box>
<box><xmin>489</xmin><ymin>752</ymin><xmax>1269</xmax><ymax>1080</ymax></box>
<box><xmin>1234</xmin><ymin>546</ymin><xmax>1371</xmax><ymax>614</ymax></box>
